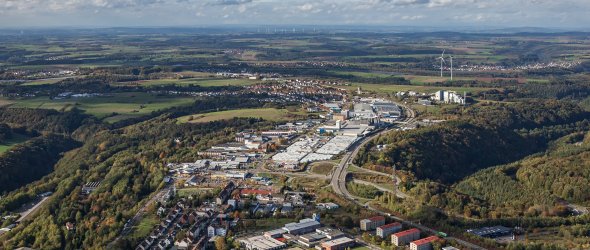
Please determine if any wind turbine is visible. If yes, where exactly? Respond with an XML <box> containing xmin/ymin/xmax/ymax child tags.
<box><xmin>449</xmin><ymin>55</ymin><xmax>453</xmax><ymax>81</ymax></box>
<box><xmin>438</xmin><ymin>49</ymin><xmax>446</xmax><ymax>78</ymax></box>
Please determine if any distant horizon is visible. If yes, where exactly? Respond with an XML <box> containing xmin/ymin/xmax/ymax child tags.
<box><xmin>0</xmin><ymin>25</ymin><xmax>589</xmax><ymax>34</ymax></box>
<box><xmin>1</xmin><ymin>0</ymin><xmax>589</xmax><ymax>30</ymax></box>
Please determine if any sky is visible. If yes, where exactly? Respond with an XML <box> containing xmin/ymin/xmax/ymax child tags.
<box><xmin>0</xmin><ymin>0</ymin><xmax>589</xmax><ymax>29</ymax></box>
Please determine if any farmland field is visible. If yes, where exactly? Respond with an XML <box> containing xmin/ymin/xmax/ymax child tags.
<box><xmin>1</xmin><ymin>92</ymin><xmax>196</xmax><ymax>122</ymax></box>
<box><xmin>177</xmin><ymin>108</ymin><xmax>306</xmax><ymax>123</ymax></box>
<box><xmin>117</xmin><ymin>78</ymin><xmax>259</xmax><ymax>87</ymax></box>
<box><xmin>20</xmin><ymin>78</ymin><xmax>68</xmax><ymax>86</ymax></box>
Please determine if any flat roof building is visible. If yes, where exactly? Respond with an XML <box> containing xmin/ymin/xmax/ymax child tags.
<box><xmin>296</xmin><ymin>232</ymin><xmax>326</xmax><ymax>247</ymax></box>
<box><xmin>467</xmin><ymin>226</ymin><xmax>512</xmax><ymax>238</ymax></box>
<box><xmin>316</xmin><ymin>227</ymin><xmax>345</xmax><ymax>240</ymax></box>
<box><xmin>240</xmin><ymin>236</ymin><xmax>287</xmax><ymax>250</ymax></box>
<box><xmin>283</xmin><ymin>219</ymin><xmax>321</xmax><ymax>235</ymax></box>
<box><xmin>264</xmin><ymin>228</ymin><xmax>288</xmax><ymax>238</ymax></box>
<box><xmin>320</xmin><ymin>237</ymin><xmax>355</xmax><ymax>250</ymax></box>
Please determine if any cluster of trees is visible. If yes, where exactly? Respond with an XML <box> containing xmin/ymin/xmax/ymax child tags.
<box><xmin>476</xmin><ymin>78</ymin><xmax>590</xmax><ymax>101</ymax></box>
<box><xmin>323</xmin><ymin>72</ymin><xmax>411</xmax><ymax>85</ymax></box>
<box><xmin>0</xmin><ymin>123</ymin><xmax>13</xmax><ymax>143</ymax></box>
<box><xmin>463</xmin><ymin>100</ymin><xmax>587</xmax><ymax>131</ymax></box>
<box><xmin>0</xmin><ymin>108</ymin><xmax>97</xmax><ymax>135</ymax></box>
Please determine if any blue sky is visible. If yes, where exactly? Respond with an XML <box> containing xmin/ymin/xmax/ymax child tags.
<box><xmin>0</xmin><ymin>0</ymin><xmax>588</xmax><ymax>28</ymax></box>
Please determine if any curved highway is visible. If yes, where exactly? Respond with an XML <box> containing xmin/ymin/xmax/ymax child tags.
<box><xmin>329</xmin><ymin>103</ymin><xmax>486</xmax><ymax>250</ymax></box>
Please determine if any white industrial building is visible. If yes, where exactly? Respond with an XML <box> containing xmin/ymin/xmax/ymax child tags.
<box><xmin>240</xmin><ymin>236</ymin><xmax>287</xmax><ymax>250</ymax></box>
<box><xmin>272</xmin><ymin>137</ymin><xmax>320</xmax><ymax>165</ymax></box>
<box><xmin>283</xmin><ymin>218</ymin><xmax>321</xmax><ymax>235</ymax></box>
<box><xmin>432</xmin><ymin>90</ymin><xmax>465</xmax><ymax>104</ymax></box>
<box><xmin>300</xmin><ymin>153</ymin><xmax>334</xmax><ymax>163</ymax></box>
<box><xmin>316</xmin><ymin>136</ymin><xmax>357</xmax><ymax>155</ymax></box>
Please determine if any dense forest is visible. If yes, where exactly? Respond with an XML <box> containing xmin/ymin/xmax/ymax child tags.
<box><xmin>0</xmin><ymin>108</ymin><xmax>97</xmax><ymax>135</ymax></box>
<box><xmin>0</xmin><ymin>123</ymin><xmax>13</xmax><ymax>143</ymax></box>
<box><xmin>0</xmin><ymin>135</ymin><xmax>80</xmax><ymax>193</ymax></box>
<box><xmin>455</xmin><ymin>131</ymin><xmax>590</xmax><ymax>215</ymax></box>
<box><xmin>358</xmin><ymin>120</ymin><xmax>539</xmax><ymax>183</ymax></box>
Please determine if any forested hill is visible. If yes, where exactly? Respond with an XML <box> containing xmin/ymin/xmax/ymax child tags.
<box><xmin>0</xmin><ymin>108</ymin><xmax>104</xmax><ymax>194</ymax></box>
<box><xmin>0</xmin><ymin>135</ymin><xmax>80</xmax><ymax>193</ymax></box>
<box><xmin>0</xmin><ymin>108</ymin><xmax>97</xmax><ymax>135</ymax></box>
<box><xmin>454</xmin><ymin>131</ymin><xmax>590</xmax><ymax>216</ymax></box>
<box><xmin>463</xmin><ymin>100</ymin><xmax>587</xmax><ymax>130</ymax></box>
<box><xmin>356</xmin><ymin>100</ymin><xmax>589</xmax><ymax>184</ymax></box>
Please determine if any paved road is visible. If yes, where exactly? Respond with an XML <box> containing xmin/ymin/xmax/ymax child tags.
<box><xmin>329</xmin><ymin>104</ymin><xmax>486</xmax><ymax>250</ymax></box>
<box><xmin>17</xmin><ymin>196</ymin><xmax>50</xmax><ymax>223</ymax></box>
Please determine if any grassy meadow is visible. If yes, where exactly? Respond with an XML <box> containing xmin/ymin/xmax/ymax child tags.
<box><xmin>177</xmin><ymin>108</ymin><xmax>306</xmax><ymax>123</ymax></box>
<box><xmin>0</xmin><ymin>134</ymin><xmax>32</xmax><ymax>154</ymax></box>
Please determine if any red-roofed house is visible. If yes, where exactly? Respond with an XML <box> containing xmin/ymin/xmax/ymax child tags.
<box><xmin>360</xmin><ymin>216</ymin><xmax>385</xmax><ymax>231</ymax></box>
<box><xmin>376</xmin><ymin>222</ymin><xmax>402</xmax><ymax>238</ymax></box>
<box><xmin>410</xmin><ymin>236</ymin><xmax>439</xmax><ymax>250</ymax></box>
<box><xmin>240</xmin><ymin>189</ymin><xmax>272</xmax><ymax>196</ymax></box>
<box><xmin>391</xmin><ymin>228</ymin><xmax>420</xmax><ymax>246</ymax></box>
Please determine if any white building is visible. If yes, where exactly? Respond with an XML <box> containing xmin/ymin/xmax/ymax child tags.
<box><xmin>432</xmin><ymin>90</ymin><xmax>465</xmax><ymax>104</ymax></box>
<box><xmin>240</xmin><ymin>236</ymin><xmax>287</xmax><ymax>250</ymax></box>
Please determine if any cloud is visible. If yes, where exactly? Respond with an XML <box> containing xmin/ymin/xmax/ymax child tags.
<box><xmin>375</xmin><ymin>0</ymin><xmax>428</xmax><ymax>5</ymax></box>
<box><xmin>0</xmin><ymin>0</ymin><xmax>589</xmax><ymax>28</ymax></box>
<box><xmin>0</xmin><ymin>0</ymin><xmax>168</xmax><ymax>11</ymax></box>
<box><xmin>374</xmin><ymin>0</ymin><xmax>477</xmax><ymax>8</ymax></box>
<box><xmin>298</xmin><ymin>3</ymin><xmax>314</xmax><ymax>12</ymax></box>
<box><xmin>211</xmin><ymin>0</ymin><xmax>252</xmax><ymax>5</ymax></box>
<box><xmin>401</xmin><ymin>15</ymin><xmax>424</xmax><ymax>20</ymax></box>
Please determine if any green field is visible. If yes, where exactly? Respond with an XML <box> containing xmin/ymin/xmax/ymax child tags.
<box><xmin>411</xmin><ymin>103</ymin><xmax>447</xmax><ymax>116</ymax></box>
<box><xmin>20</xmin><ymin>77</ymin><xmax>72</xmax><ymax>86</ymax></box>
<box><xmin>177</xmin><ymin>187</ymin><xmax>214</xmax><ymax>197</ymax></box>
<box><xmin>130</xmin><ymin>214</ymin><xmax>159</xmax><ymax>238</ymax></box>
<box><xmin>177</xmin><ymin>108</ymin><xmax>306</xmax><ymax>123</ymax></box>
<box><xmin>126</xmin><ymin>78</ymin><xmax>260</xmax><ymax>87</ymax></box>
<box><xmin>1</xmin><ymin>92</ymin><xmax>196</xmax><ymax>123</ymax></box>
<box><xmin>0</xmin><ymin>134</ymin><xmax>31</xmax><ymax>154</ymax></box>
<box><xmin>328</xmin><ymin>70</ymin><xmax>396</xmax><ymax>78</ymax></box>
